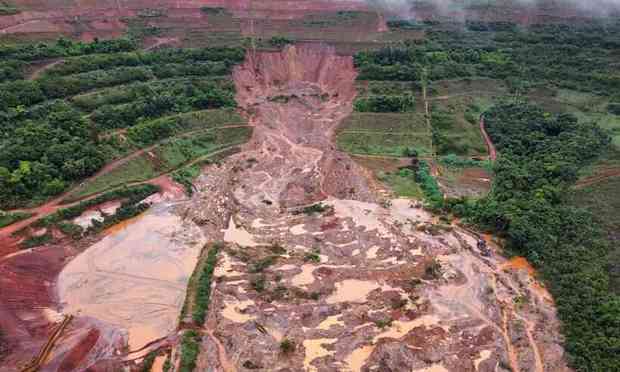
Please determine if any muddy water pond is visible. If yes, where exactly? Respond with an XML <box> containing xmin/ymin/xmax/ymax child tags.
<box><xmin>57</xmin><ymin>203</ymin><xmax>206</xmax><ymax>351</ymax></box>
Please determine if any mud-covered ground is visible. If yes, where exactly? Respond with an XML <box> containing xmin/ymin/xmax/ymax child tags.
<box><xmin>174</xmin><ymin>44</ymin><xmax>570</xmax><ymax>372</ymax></box>
<box><xmin>0</xmin><ymin>44</ymin><xmax>571</xmax><ymax>372</ymax></box>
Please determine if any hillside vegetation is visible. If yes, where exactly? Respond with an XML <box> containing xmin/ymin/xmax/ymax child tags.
<box><xmin>0</xmin><ymin>38</ymin><xmax>248</xmax><ymax>209</ymax></box>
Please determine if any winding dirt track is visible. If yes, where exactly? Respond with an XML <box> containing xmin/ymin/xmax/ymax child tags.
<box><xmin>480</xmin><ymin>115</ymin><xmax>497</xmax><ymax>161</ymax></box>
<box><xmin>0</xmin><ymin>124</ymin><xmax>251</xmax><ymax>243</ymax></box>
<box><xmin>574</xmin><ymin>168</ymin><xmax>620</xmax><ymax>189</ymax></box>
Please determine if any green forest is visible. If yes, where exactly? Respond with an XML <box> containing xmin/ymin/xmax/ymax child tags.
<box><xmin>0</xmin><ymin>38</ymin><xmax>245</xmax><ymax>208</ymax></box>
<box><xmin>458</xmin><ymin>104</ymin><xmax>618</xmax><ymax>371</ymax></box>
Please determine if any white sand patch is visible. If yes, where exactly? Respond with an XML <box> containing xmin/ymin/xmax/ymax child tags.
<box><xmin>474</xmin><ymin>350</ymin><xmax>492</xmax><ymax>370</ymax></box>
<box><xmin>292</xmin><ymin>265</ymin><xmax>316</xmax><ymax>287</ymax></box>
<box><xmin>326</xmin><ymin>280</ymin><xmax>392</xmax><ymax>304</ymax></box>
<box><xmin>373</xmin><ymin>315</ymin><xmax>442</xmax><ymax>342</ymax></box>
<box><xmin>327</xmin><ymin>199</ymin><xmax>388</xmax><ymax>235</ymax></box>
<box><xmin>222</xmin><ymin>298</ymin><xmax>256</xmax><ymax>323</ymax></box>
<box><xmin>366</xmin><ymin>246</ymin><xmax>380</xmax><ymax>259</ymax></box>
<box><xmin>223</xmin><ymin>217</ymin><xmax>258</xmax><ymax>247</ymax></box>
<box><xmin>344</xmin><ymin>345</ymin><xmax>374</xmax><ymax>372</ymax></box>
<box><xmin>412</xmin><ymin>364</ymin><xmax>449</xmax><ymax>372</ymax></box>
<box><xmin>290</xmin><ymin>224</ymin><xmax>307</xmax><ymax>235</ymax></box>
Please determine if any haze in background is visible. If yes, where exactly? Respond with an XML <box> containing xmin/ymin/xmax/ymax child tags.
<box><xmin>364</xmin><ymin>0</ymin><xmax>620</xmax><ymax>17</ymax></box>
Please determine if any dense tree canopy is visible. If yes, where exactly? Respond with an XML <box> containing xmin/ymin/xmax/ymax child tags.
<box><xmin>0</xmin><ymin>39</ymin><xmax>245</xmax><ymax>208</ymax></box>
<box><xmin>454</xmin><ymin>103</ymin><xmax>618</xmax><ymax>371</ymax></box>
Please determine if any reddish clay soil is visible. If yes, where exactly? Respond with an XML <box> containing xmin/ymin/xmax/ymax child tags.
<box><xmin>57</xmin><ymin>329</ymin><xmax>100</xmax><ymax>371</ymax></box>
<box><xmin>575</xmin><ymin>167</ymin><xmax>620</xmax><ymax>189</ymax></box>
<box><xmin>0</xmin><ymin>244</ymin><xmax>71</xmax><ymax>369</ymax></box>
<box><xmin>166</xmin><ymin>44</ymin><xmax>571</xmax><ymax>372</ymax></box>
<box><xmin>0</xmin><ymin>43</ymin><xmax>573</xmax><ymax>372</ymax></box>
<box><xmin>1</xmin><ymin>0</ymin><xmax>616</xmax><ymax>42</ymax></box>
<box><xmin>480</xmin><ymin>116</ymin><xmax>497</xmax><ymax>162</ymax></box>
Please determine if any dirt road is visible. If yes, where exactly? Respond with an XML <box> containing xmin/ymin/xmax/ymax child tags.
<box><xmin>480</xmin><ymin>115</ymin><xmax>497</xmax><ymax>161</ymax></box>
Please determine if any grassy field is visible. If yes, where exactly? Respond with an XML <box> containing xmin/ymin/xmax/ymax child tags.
<box><xmin>570</xmin><ymin>175</ymin><xmax>620</xmax><ymax>294</ymax></box>
<box><xmin>67</xmin><ymin>126</ymin><xmax>251</xmax><ymax>200</ymax></box>
<box><xmin>428</xmin><ymin>79</ymin><xmax>507</xmax><ymax>156</ymax></box>
<box><xmin>337</xmin><ymin>111</ymin><xmax>431</xmax><ymax>156</ymax></box>
<box><xmin>377</xmin><ymin>169</ymin><xmax>424</xmax><ymax>198</ymax></box>
<box><xmin>337</xmin><ymin>131</ymin><xmax>432</xmax><ymax>156</ymax></box>
<box><xmin>339</xmin><ymin>112</ymin><xmax>427</xmax><ymax>132</ymax></box>
<box><xmin>528</xmin><ymin>88</ymin><xmax>620</xmax><ymax>148</ymax></box>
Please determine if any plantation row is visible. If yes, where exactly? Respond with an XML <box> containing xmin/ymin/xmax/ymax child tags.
<box><xmin>0</xmin><ymin>38</ymin><xmax>247</xmax><ymax>209</ymax></box>
<box><xmin>356</xmin><ymin>21</ymin><xmax>620</xmax><ymax>98</ymax></box>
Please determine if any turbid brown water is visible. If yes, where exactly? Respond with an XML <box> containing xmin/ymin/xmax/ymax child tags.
<box><xmin>57</xmin><ymin>202</ymin><xmax>206</xmax><ymax>352</ymax></box>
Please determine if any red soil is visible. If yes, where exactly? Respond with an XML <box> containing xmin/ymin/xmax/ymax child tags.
<box><xmin>57</xmin><ymin>328</ymin><xmax>100</xmax><ymax>371</ymax></box>
<box><xmin>0</xmin><ymin>244</ymin><xmax>69</xmax><ymax>369</ymax></box>
<box><xmin>2</xmin><ymin>0</ymin><xmax>613</xmax><ymax>42</ymax></box>
<box><xmin>575</xmin><ymin>167</ymin><xmax>620</xmax><ymax>189</ymax></box>
<box><xmin>232</xmin><ymin>43</ymin><xmax>375</xmax><ymax>206</ymax></box>
<box><xmin>480</xmin><ymin>115</ymin><xmax>497</xmax><ymax>161</ymax></box>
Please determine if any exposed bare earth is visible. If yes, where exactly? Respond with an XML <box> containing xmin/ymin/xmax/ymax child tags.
<box><xmin>0</xmin><ymin>0</ymin><xmax>616</xmax><ymax>42</ymax></box>
<box><xmin>0</xmin><ymin>43</ymin><xmax>571</xmax><ymax>371</ymax></box>
<box><xmin>174</xmin><ymin>45</ymin><xmax>570</xmax><ymax>372</ymax></box>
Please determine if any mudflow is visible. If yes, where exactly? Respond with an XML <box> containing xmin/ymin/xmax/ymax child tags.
<box><xmin>0</xmin><ymin>44</ymin><xmax>572</xmax><ymax>371</ymax></box>
<box><xmin>178</xmin><ymin>44</ymin><xmax>571</xmax><ymax>372</ymax></box>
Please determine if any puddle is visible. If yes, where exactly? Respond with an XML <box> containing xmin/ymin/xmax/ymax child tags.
<box><xmin>327</xmin><ymin>199</ymin><xmax>387</xmax><ymax>235</ymax></box>
<box><xmin>316</xmin><ymin>315</ymin><xmax>344</xmax><ymax>330</ymax></box>
<box><xmin>104</xmin><ymin>213</ymin><xmax>146</xmax><ymax>235</ymax></box>
<box><xmin>251</xmin><ymin>218</ymin><xmax>274</xmax><ymax>229</ymax></box>
<box><xmin>57</xmin><ymin>204</ymin><xmax>206</xmax><ymax>351</ymax></box>
<box><xmin>291</xmin><ymin>265</ymin><xmax>316</xmax><ymax>287</ymax></box>
<box><xmin>366</xmin><ymin>246</ymin><xmax>379</xmax><ymax>259</ymax></box>
<box><xmin>73</xmin><ymin>202</ymin><xmax>120</xmax><ymax>229</ymax></box>
<box><xmin>326</xmin><ymin>280</ymin><xmax>387</xmax><ymax>304</ymax></box>
<box><xmin>339</xmin><ymin>307</ymin><xmax>442</xmax><ymax>370</ymax></box>
<box><xmin>223</xmin><ymin>216</ymin><xmax>258</xmax><ymax>247</ymax></box>
<box><xmin>303</xmin><ymin>338</ymin><xmax>337</xmax><ymax>372</ymax></box>
<box><xmin>413</xmin><ymin>365</ymin><xmax>449</xmax><ymax>372</ymax></box>
<box><xmin>344</xmin><ymin>345</ymin><xmax>374</xmax><ymax>372</ymax></box>
<box><xmin>222</xmin><ymin>298</ymin><xmax>256</xmax><ymax>323</ymax></box>
<box><xmin>389</xmin><ymin>198</ymin><xmax>431</xmax><ymax>224</ymax></box>
<box><xmin>373</xmin><ymin>315</ymin><xmax>441</xmax><ymax>342</ymax></box>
